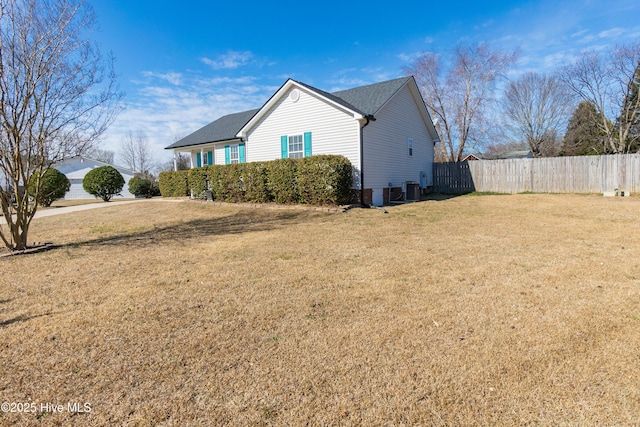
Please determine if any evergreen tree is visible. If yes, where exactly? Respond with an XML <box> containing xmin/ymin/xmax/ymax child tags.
<box><xmin>561</xmin><ymin>102</ymin><xmax>608</xmax><ymax>156</ymax></box>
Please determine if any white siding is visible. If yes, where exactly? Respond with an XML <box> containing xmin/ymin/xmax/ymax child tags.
<box><xmin>363</xmin><ymin>85</ymin><xmax>435</xmax><ymax>204</ymax></box>
<box><xmin>245</xmin><ymin>88</ymin><xmax>361</xmax><ymax>171</ymax></box>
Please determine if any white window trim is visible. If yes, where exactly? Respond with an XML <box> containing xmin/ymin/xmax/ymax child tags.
<box><xmin>288</xmin><ymin>134</ymin><xmax>303</xmax><ymax>159</ymax></box>
<box><xmin>229</xmin><ymin>145</ymin><xmax>239</xmax><ymax>164</ymax></box>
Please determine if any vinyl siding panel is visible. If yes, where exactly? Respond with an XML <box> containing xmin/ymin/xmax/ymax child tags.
<box><xmin>363</xmin><ymin>85</ymin><xmax>435</xmax><ymax>200</ymax></box>
<box><xmin>246</xmin><ymin>88</ymin><xmax>361</xmax><ymax>171</ymax></box>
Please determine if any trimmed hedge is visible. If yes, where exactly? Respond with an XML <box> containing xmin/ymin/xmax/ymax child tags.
<box><xmin>158</xmin><ymin>170</ymin><xmax>189</xmax><ymax>197</ymax></box>
<box><xmin>159</xmin><ymin>155</ymin><xmax>353</xmax><ymax>206</ymax></box>
<box><xmin>267</xmin><ymin>158</ymin><xmax>299</xmax><ymax>204</ymax></box>
<box><xmin>298</xmin><ymin>155</ymin><xmax>353</xmax><ymax>205</ymax></box>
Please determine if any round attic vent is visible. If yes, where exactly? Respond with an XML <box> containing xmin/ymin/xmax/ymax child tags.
<box><xmin>289</xmin><ymin>89</ymin><xmax>300</xmax><ymax>102</ymax></box>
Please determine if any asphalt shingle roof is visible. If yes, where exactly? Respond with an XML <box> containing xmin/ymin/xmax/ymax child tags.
<box><xmin>165</xmin><ymin>77</ymin><xmax>413</xmax><ymax>150</ymax></box>
<box><xmin>165</xmin><ymin>109</ymin><xmax>259</xmax><ymax>149</ymax></box>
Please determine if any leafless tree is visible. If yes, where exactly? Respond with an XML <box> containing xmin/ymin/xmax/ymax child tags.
<box><xmin>0</xmin><ymin>0</ymin><xmax>122</xmax><ymax>251</ymax></box>
<box><xmin>560</xmin><ymin>42</ymin><xmax>640</xmax><ymax>153</ymax></box>
<box><xmin>159</xmin><ymin>152</ymin><xmax>190</xmax><ymax>172</ymax></box>
<box><xmin>405</xmin><ymin>43</ymin><xmax>518</xmax><ymax>162</ymax></box>
<box><xmin>120</xmin><ymin>130</ymin><xmax>157</xmax><ymax>174</ymax></box>
<box><xmin>500</xmin><ymin>73</ymin><xmax>574</xmax><ymax>157</ymax></box>
<box><xmin>86</xmin><ymin>147</ymin><xmax>115</xmax><ymax>164</ymax></box>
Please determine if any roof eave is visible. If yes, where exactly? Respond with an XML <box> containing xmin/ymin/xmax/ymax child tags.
<box><xmin>165</xmin><ymin>138</ymin><xmax>243</xmax><ymax>150</ymax></box>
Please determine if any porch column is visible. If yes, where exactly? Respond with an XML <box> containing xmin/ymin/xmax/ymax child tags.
<box><xmin>200</xmin><ymin>147</ymin><xmax>205</xmax><ymax>166</ymax></box>
<box><xmin>173</xmin><ymin>151</ymin><xmax>177</xmax><ymax>171</ymax></box>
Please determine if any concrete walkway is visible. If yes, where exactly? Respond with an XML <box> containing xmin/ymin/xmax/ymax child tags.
<box><xmin>0</xmin><ymin>198</ymin><xmax>181</xmax><ymax>224</ymax></box>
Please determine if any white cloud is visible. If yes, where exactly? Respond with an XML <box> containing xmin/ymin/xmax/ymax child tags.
<box><xmin>397</xmin><ymin>52</ymin><xmax>423</xmax><ymax>63</ymax></box>
<box><xmin>140</xmin><ymin>71</ymin><xmax>183</xmax><ymax>85</ymax></box>
<box><xmin>97</xmin><ymin>69</ymin><xmax>274</xmax><ymax>167</ymax></box>
<box><xmin>200</xmin><ymin>51</ymin><xmax>254</xmax><ymax>70</ymax></box>
<box><xmin>596</xmin><ymin>27</ymin><xmax>625</xmax><ymax>39</ymax></box>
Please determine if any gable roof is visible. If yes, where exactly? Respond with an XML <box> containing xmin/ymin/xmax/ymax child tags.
<box><xmin>293</xmin><ymin>76</ymin><xmax>412</xmax><ymax>117</ymax></box>
<box><xmin>166</xmin><ymin>76</ymin><xmax>435</xmax><ymax>150</ymax></box>
<box><xmin>166</xmin><ymin>109</ymin><xmax>259</xmax><ymax>149</ymax></box>
<box><xmin>329</xmin><ymin>76</ymin><xmax>412</xmax><ymax>116</ymax></box>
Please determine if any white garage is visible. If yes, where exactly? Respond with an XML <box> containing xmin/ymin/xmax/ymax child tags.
<box><xmin>54</xmin><ymin>156</ymin><xmax>136</xmax><ymax>199</ymax></box>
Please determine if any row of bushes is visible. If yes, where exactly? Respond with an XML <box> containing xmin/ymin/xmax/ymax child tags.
<box><xmin>158</xmin><ymin>155</ymin><xmax>354</xmax><ymax>206</ymax></box>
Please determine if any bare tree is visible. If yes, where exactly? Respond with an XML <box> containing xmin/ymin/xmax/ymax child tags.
<box><xmin>86</xmin><ymin>147</ymin><xmax>115</xmax><ymax>164</ymax></box>
<box><xmin>120</xmin><ymin>130</ymin><xmax>156</xmax><ymax>174</ymax></box>
<box><xmin>0</xmin><ymin>0</ymin><xmax>122</xmax><ymax>251</ymax></box>
<box><xmin>159</xmin><ymin>152</ymin><xmax>190</xmax><ymax>172</ymax></box>
<box><xmin>560</xmin><ymin>42</ymin><xmax>640</xmax><ymax>153</ymax></box>
<box><xmin>500</xmin><ymin>73</ymin><xmax>574</xmax><ymax>157</ymax></box>
<box><xmin>404</xmin><ymin>43</ymin><xmax>517</xmax><ymax>162</ymax></box>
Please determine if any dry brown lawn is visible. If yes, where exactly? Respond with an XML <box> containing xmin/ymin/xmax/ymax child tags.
<box><xmin>1</xmin><ymin>194</ymin><xmax>639</xmax><ymax>426</ymax></box>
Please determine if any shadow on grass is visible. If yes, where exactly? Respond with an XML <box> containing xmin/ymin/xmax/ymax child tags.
<box><xmin>63</xmin><ymin>208</ymin><xmax>315</xmax><ymax>249</ymax></box>
<box><xmin>0</xmin><ymin>312</ymin><xmax>53</xmax><ymax>328</ymax></box>
<box><xmin>422</xmin><ymin>192</ymin><xmax>466</xmax><ymax>202</ymax></box>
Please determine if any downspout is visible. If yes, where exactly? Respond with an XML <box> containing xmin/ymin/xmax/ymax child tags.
<box><xmin>359</xmin><ymin>115</ymin><xmax>375</xmax><ymax>206</ymax></box>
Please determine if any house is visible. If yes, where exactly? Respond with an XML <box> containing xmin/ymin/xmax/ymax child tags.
<box><xmin>165</xmin><ymin>76</ymin><xmax>440</xmax><ymax>206</ymax></box>
<box><xmin>495</xmin><ymin>150</ymin><xmax>533</xmax><ymax>160</ymax></box>
<box><xmin>462</xmin><ymin>153</ymin><xmax>483</xmax><ymax>161</ymax></box>
<box><xmin>54</xmin><ymin>156</ymin><xmax>136</xmax><ymax>199</ymax></box>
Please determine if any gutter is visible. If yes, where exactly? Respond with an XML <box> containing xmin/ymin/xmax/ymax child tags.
<box><xmin>359</xmin><ymin>115</ymin><xmax>375</xmax><ymax>206</ymax></box>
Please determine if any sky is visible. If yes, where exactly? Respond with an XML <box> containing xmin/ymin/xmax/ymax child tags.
<box><xmin>89</xmin><ymin>0</ymin><xmax>640</xmax><ymax>167</ymax></box>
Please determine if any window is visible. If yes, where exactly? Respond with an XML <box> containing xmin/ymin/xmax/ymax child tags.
<box><xmin>408</xmin><ymin>138</ymin><xmax>413</xmax><ymax>157</ymax></box>
<box><xmin>288</xmin><ymin>135</ymin><xmax>304</xmax><ymax>158</ymax></box>
<box><xmin>229</xmin><ymin>145</ymin><xmax>239</xmax><ymax>164</ymax></box>
<box><xmin>202</xmin><ymin>151</ymin><xmax>212</xmax><ymax>165</ymax></box>
<box><xmin>225</xmin><ymin>143</ymin><xmax>245</xmax><ymax>164</ymax></box>
<box><xmin>280</xmin><ymin>133</ymin><xmax>311</xmax><ymax>158</ymax></box>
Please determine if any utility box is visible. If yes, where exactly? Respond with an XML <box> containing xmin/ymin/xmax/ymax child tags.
<box><xmin>406</xmin><ymin>182</ymin><xmax>420</xmax><ymax>200</ymax></box>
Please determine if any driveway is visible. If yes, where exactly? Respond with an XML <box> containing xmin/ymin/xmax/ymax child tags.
<box><xmin>0</xmin><ymin>198</ymin><xmax>181</xmax><ymax>224</ymax></box>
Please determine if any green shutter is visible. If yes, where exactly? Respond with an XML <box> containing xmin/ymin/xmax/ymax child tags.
<box><xmin>224</xmin><ymin>145</ymin><xmax>230</xmax><ymax>165</ymax></box>
<box><xmin>207</xmin><ymin>151</ymin><xmax>213</xmax><ymax>165</ymax></box>
<box><xmin>196</xmin><ymin>152</ymin><xmax>202</xmax><ymax>167</ymax></box>
<box><xmin>239</xmin><ymin>143</ymin><xmax>246</xmax><ymax>163</ymax></box>
<box><xmin>280</xmin><ymin>135</ymin><xmax>288</xmax><ymax>158</ymax></box>
<box><xmin>304</xmin><ymin>132</ymin><xmax>312</xmax><ymax>157</ymax></box>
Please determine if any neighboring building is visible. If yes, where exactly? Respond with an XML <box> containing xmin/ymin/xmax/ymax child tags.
<box><xmin>54</xmin><ymin>156</ymin><xmax>136</xmax><ymax>199</ymax></box>
<box><xmin>463</xmin><ymin>150</ymin><xmax>534</xmax><ymax>161</ymax></box>
<box><xmin>165</xmin><ymin>76</ymin><xmax>440</xmax><ymax>206</ymax></box>
<box><xmin>495</xmin><ymin>150</ymin><xmax>533</xmax><ymax>159</ymax></box>
<box><xmin>462</xmin><ymin>153</ymin><xmax>483</xmax><ymax>161</ymax></box>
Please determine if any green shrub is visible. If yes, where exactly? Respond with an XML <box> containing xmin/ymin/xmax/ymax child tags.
<box><xmin>158</xmin><ymin>170</ymin><xmax>189</xmax><ymax>197</ymax></box>
<box><xmin>82</xmin><ymin>166</ymin><xmax>125</xmax><ymax>201</ymax></box>
<box><xmin>297</xmin><ymin>155</ymin><xmax>353</xmax><ymax>205</ymax></box>
<box><xmin>205</xmin><ymin>165</ymin><xmax>223</xmax><ymax>200</ymax></box>
<box><xmin>188</xmin><ymin>168</ymin><xmax>208</xmax><ymax>199</ymax></box>
<box><xmin>243</xmin><ymin>162</ymin><xmax>270</xmax><ymax>203</ymax></box>
<box><xmin>219</xmin><ymin>163</ymin><xmax>245</xmax><ymax>202</ymax></box>
<box><xmin>128</xmin><ymin>174</ymin><xmax>160</xmax><ymax>198</ymax></box>
<box><xmin>267</xmin><ymin>158</ymin><xmax>300</xmax><ymax>204</ymax></box>
<box><xmin>158</xmin><ymin>155</ymin><xmax>354</xmax><ymax>206</ymax></box>
<box><xmin>28</xmin><ymin>168</ymin><xmax>70</xmax><ymax>207</ymax></box>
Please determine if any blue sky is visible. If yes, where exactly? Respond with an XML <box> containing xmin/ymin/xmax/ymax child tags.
<box><xmin>90</xmin><ymin>0</ymin><xmax>640</xmax><ymax>166</ymax></box>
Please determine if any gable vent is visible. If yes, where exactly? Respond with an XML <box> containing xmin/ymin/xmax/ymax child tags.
<box><xmin>289</xmin><ymin>89</ymin><xmax>300</xmax><ymax>102</ymax></box>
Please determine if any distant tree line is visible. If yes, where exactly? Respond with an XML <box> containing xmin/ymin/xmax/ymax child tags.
<box><xmin>404</xmin><ymin>41</ymin><xmax>640</xmax><ymax>160</ymax></box>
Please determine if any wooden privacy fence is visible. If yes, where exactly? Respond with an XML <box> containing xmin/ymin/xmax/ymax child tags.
<box><xmin>434</xmin><ymin>154</ymin><xmax>640</xmax><ymax>194</ymax></box>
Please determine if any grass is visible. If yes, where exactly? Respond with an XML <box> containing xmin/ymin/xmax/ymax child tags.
<box><xmin>1</xmin><ymin>194</ymin><xmax>639</xmax><ymax>425</ymax></box>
